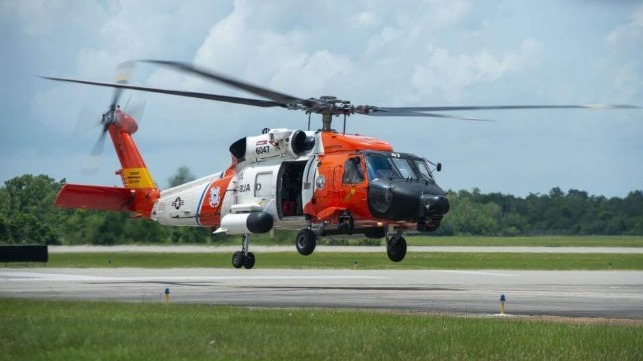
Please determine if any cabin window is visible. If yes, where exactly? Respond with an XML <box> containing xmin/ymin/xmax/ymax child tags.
<box><xmin>342</xmin><ymin>157</ymin><xmax>364</xmax><ymax>184</ymax></box>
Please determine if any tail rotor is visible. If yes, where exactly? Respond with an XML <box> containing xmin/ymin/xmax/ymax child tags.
<box><xmin>79</xmin><ymin>62</ymin><xmax>137</xmax><ymax>174</ymax></box>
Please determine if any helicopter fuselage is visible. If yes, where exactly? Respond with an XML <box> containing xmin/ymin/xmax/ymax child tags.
<box><xmin>150</xmin><ymin>128</ymin><xmax>450</xmax><ymax>238</ymax></box>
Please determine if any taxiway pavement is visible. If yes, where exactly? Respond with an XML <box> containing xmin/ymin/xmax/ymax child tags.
<box><xmin>1</xmin><ymin>268</ymin><xmax>641</xmax><ymax>320</ymax></box>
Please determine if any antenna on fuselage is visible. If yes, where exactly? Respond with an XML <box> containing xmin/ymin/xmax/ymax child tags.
<box><xmin>342</xmin><ymin>114</ymin><xmax>347</xmax><ymax>134</ymax></box>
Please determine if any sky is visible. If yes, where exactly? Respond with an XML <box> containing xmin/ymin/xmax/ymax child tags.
<box><xmin>1</xmin><ymin>0</ymin><xmax>641</xmax><ymax>197</ymax></box>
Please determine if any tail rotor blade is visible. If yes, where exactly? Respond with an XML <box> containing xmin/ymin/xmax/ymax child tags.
<box><xmin>74</xmin><ymin>106</ymin><xmax>102</xmax><ymax>137</ymax></box>
<box><xmin>110</xmin><ymin>61</ymin><xmax>136</xmax><ymax>110</ymax></box>
<box><xmin>82</xmin><ymin>131</ymin><xmax>107</xmax><ymax>174</ymax></box>
<box><xmin>125</xmin><ymin>97</ymin><xmax>147</xmax><ymax>124</ymax></box>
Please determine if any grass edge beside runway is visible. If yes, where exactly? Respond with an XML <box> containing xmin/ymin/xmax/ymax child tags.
<box><xmin>29</xmin><ymin>251</ymin><xmax>643</xmax><ymax>270</ymax></box>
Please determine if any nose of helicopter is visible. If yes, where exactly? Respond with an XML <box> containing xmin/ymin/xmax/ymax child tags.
<box><xmin>367</xmin><ymin>179</ymin><xmax>450</xmax><ymax>223</ymax></box>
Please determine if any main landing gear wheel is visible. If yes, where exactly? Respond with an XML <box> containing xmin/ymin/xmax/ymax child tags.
<box><xmin>232</xmin><ymin>251</ymin><xmax>245</xmax><ymax>269</ymax></box>
<box><xmin>296</xmin><ymin>228</ymin><xmax>316</xmax><ymax>256</ymax></box>
<box><xmin>243</xmin><ymin>252</ymin><xmax>255</xmax><ymax>269</ymax></box>
<box><xmin>231</xmin><ymin>234</ymin><xmax>255</xmax><ymax>269</ymax></box>
<box><xmin>387</xmin><ymin>236</ymin><xmax>407</xmax><ymax>262</ymax></box>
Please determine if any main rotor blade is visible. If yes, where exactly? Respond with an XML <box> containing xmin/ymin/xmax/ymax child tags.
<box><xmin>360</xmin><ymin>103</ymin><xmax>638</xmax><ymax>121</ymax></box>
<box><xmin>142</xmin><ymin>60</ymin><xmax>305</xmax><ymax>106</ymax></box>
<box><xmin>364</xmin><ymin>108</ymin><xmax>489</xmax><ymax>121</ymax></box>
<box><xmin>374</xmin><ymin>104</ymin><xmax>638</xmax><ymax>112</ymax></box>
<box><xmin>41</xmin><ymin>76</ymin><xmax>285</xmax><ymax>108</ymax></box>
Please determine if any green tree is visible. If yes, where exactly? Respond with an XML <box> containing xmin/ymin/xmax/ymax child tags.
<box><xmin>0</xmin><ymin>175</ymin><xmax>65</xmax><ymax>244</ymax></box>
<box><xmin>168</xmin><ymin>166</ymin><xmax>196</xmax><ymax>188</ymax></box>
<box><xmin>440</xmin><ymin>190</ymin><xmax>501</xmax><ymax>236</ymax></box>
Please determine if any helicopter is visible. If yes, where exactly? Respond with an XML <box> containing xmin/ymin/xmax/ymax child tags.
<box><xmin>43</xmin><ymin>60</ymin><xmax>636</xmax><ymax>269</ymax></box>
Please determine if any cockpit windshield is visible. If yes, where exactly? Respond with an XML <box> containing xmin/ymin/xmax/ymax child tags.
<box><xmin>365</xmin><ymin>153</ymin><xmax>435</xmax><ymax>182</ymax></box>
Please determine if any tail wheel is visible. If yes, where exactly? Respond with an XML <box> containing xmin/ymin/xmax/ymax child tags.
<box><xmin>295</xmin><ymin>229</ymin><xmax>316</xmax><ymax>256</ymax></box>
<box><xmin>243</xmin><ymin>252</ymin><xmax>256</xmax><ymax>269</ymax></box>
<box><xmin>232</xmin><ymin>251</ymin><xmax>245</xmax><ymax>269</ymax></box>
<box><xmin>387</xmin><ymin>236</ymin><xmax>407</xmax><ymax>262</ymax></box>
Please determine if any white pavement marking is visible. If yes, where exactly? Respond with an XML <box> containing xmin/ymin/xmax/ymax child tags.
<box><xmin>0</xmin><ymin>271</ymin><xmax>113</xmax><ymax>281</ymax></box>
<box><xmin>432</xmin><ymin>270</ymin><xmax>517</xmax><ymax>277</ymax></box>
<box><xmin>0</xmin><ymin>270</ymin><xmax>384</xmax><ymax>282</ymax></box>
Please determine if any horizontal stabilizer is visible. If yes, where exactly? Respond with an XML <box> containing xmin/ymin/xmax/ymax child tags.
<box><xmin>55</xmin><ymin>184</ymin><xmax>133</xmax><ymax>212</ymax></box>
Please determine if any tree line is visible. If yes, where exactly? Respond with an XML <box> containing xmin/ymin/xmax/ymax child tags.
<box><xmin>1</xmin><ymin>172</ymin><xmax>641</xmax><ymax>245</ymax></box>
<box><xmin>437</xmin><ymin>188</ymin><xmax>643</xmax><ymax>236</ymax></box>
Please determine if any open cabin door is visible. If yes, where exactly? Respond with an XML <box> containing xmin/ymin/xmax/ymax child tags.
<box><xmin>277</xmin><ymin>161</ymin><xmax>306</xmax><ymax>218</ymax></box>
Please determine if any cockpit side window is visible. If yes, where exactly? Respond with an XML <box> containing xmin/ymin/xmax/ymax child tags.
<box><xmin>342</xmin><ymin>157</ymin><xmax>364</xmax><ymax>184</ymax></box>
<box><xmin>366</xmin><ymin>154</ymin><xmax>400</xmax><ymax>180</ymax></box>
<box><xmin>391</xmin><ymin>158</ymin><xmax>414</xmax><ymax>178</ymax></box>
<box><xmin>413</xmin><ymin>159</ymin><xmax>434</xmax><ymax>182</ymax></box>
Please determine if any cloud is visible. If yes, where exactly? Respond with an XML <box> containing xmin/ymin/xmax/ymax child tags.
<box><xmin>604</xmin><ymin>3</ymin><xmax>643</xmax><ymax>101</ymax></box>
<box><xmin>411</xmin><ymin>38</ymin><xmax>541</xmax><ymax>102</ymax></box>
<box><xmin>193</xmin><ymin>0</ymin><xmax>355</xmax><ymax>97</ymax></box>
<box><xmin>349</xmin><ymin>11</ymin><xmax>378</xmax><ymax>29</ymax></box>
<box><xmin>605</xmin><ymin>4</ymin><xmax>643</xmax><ymax>47</ymax></box>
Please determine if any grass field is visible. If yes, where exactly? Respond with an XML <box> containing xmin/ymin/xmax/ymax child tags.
<box><xmin>222</xmin><ymin>235</ymin><xmax>643</xmax><ymax>247</ymax></box>
<box><xmin>1</xmin><ymin>299</ymin><xmax>640</xmax><ymax>361</ymax></box>
<box><xmin>403</xmin><ymin>235</ymin><xmax>643</xmax><ymax>247</ymax></box>
<box><xmin>41</xmin><ymin>251</ymin><xmax>643</xmax><ymax>270</ymax></box>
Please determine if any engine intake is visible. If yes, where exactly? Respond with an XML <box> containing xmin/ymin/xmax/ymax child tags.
<box><xmin>228</xmin><ymin>129</ymin><xmax>315</xmax><ymax>163</ymax></box>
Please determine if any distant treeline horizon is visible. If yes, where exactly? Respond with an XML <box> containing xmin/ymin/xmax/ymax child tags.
<box><xmin>1</xmin><ymin>173</ymin><xmax>642</xmax><ymax>245</ymax></box>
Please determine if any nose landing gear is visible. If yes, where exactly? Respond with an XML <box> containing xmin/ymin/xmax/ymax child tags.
<box><xmin>386</xmin><ymin>229</ymin><xmax>407</xmax><ymax>262</ymax></box>
<box><xmin>295</xmin><ymin>228</ymin><xmax>317</xmax><ymax>256</ymax></box>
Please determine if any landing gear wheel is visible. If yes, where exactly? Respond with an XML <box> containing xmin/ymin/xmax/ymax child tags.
<box><xmin>296</xmin><ymin>229</ymin><xmax>317</xmax><ymax>256</ymax></box>
<box><xmin>232</xmin><ymin>251</ymin><xmax>245</xmax><ymax>269</ymax></box>
<box><xmin>387</xmin><ymin>236</ymin><xmax>407</xmax><ymax>262</ymax></box>
<box><xmin>243</xmin><ymin>252</ymin><xmax>255</xmax><ymax>269</ymax></box>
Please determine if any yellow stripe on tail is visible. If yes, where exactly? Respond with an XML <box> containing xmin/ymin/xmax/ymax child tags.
<box><xmin>121</xmin><ymin>167</ymin><xmax>156</xmax><ymax>189</ymax></box>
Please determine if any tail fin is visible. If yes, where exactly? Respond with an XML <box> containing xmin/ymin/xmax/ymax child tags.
<box><xmin>56</xmin><ymin>113</ymin><xmax>159</xmax><ymax>218</ymax></box>
<box><xmin>109</xmin><ymin>114</ymin><xmax>157</xmax><ymax>190</ymax></box>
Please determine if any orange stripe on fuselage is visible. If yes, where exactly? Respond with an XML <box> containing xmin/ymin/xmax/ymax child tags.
<box><xmin>197</xmin><ymin>175</ymin><xmax>233</xmax><ymax>227</ymax></box>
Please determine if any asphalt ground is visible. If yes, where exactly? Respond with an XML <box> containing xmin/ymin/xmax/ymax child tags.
<box><xmin>2</xmin><ymin>268</ymin><xmax>641</xmax><ymax>320</ymax></box>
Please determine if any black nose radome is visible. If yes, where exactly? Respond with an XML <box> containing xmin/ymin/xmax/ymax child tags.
<box><xmin>367</xmin><ymin>179</ymin><xmax>449</xmax><ymax>221</ymax></box>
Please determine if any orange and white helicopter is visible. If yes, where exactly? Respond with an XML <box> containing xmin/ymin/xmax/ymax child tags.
<box><xmin>44</xmin><ymin>60</ymin><xmax>635</xmax><ymax>269</ymax></box>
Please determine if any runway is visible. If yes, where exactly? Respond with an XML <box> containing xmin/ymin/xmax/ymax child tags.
<box><xmin>2</xmin><ymin>268</ymin><xmax>642</xmax><ymax>320</ymax></box>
